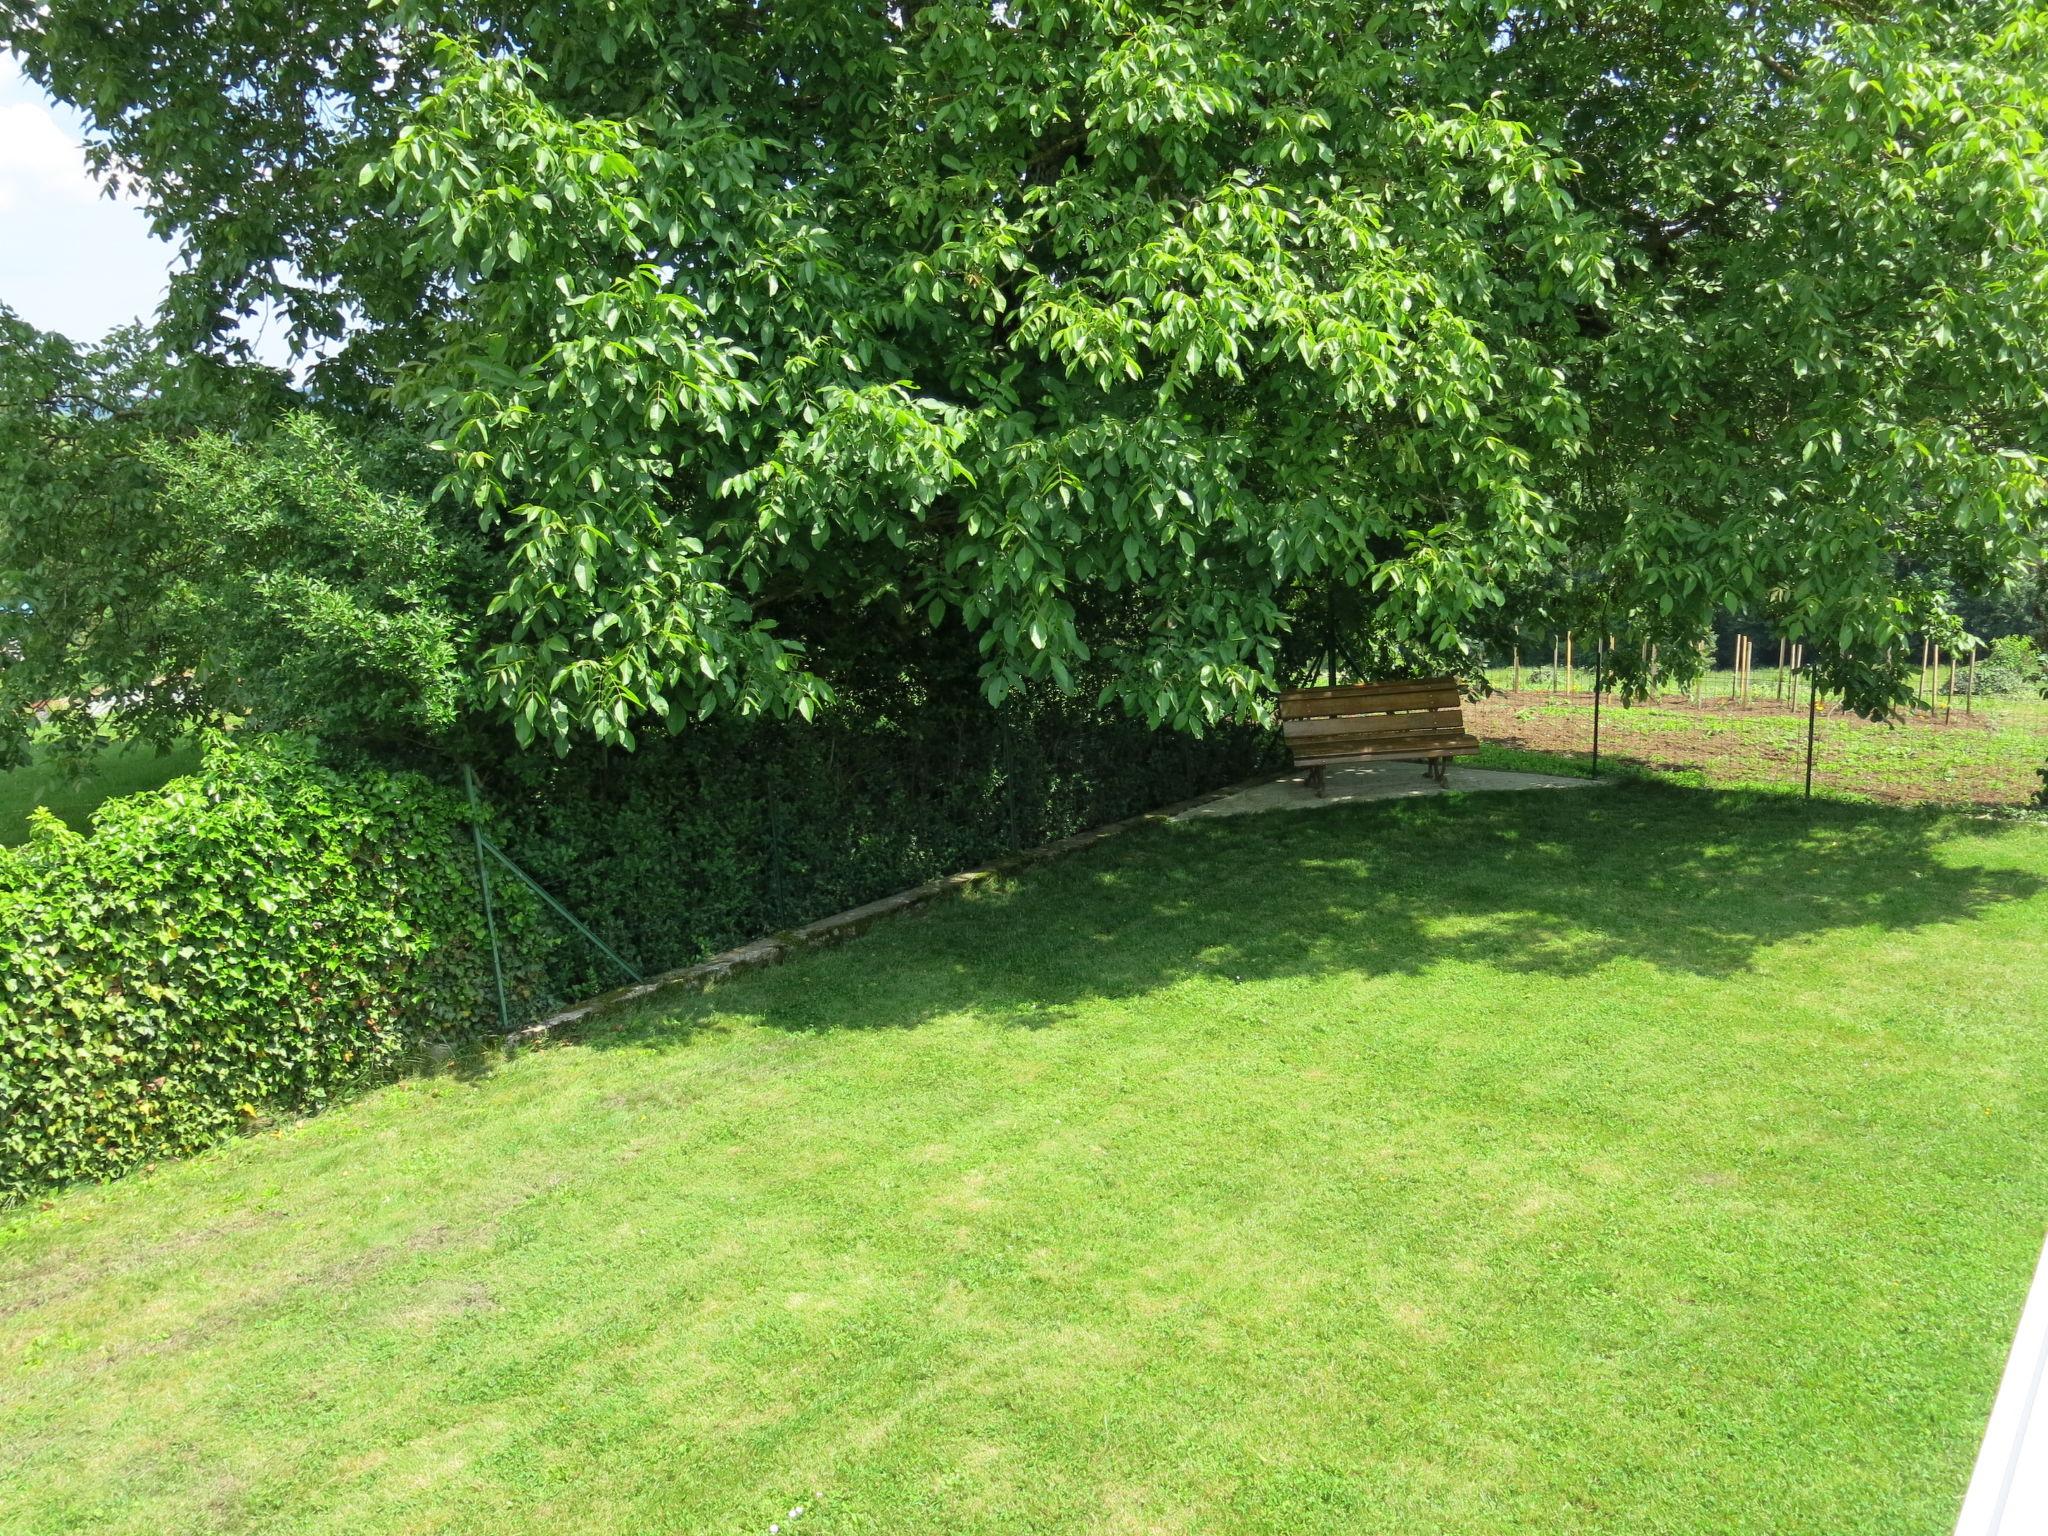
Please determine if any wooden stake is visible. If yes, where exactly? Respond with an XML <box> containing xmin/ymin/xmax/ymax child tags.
<box><xmin>1967</xmin><ymin>649</ymin><xmax>1976</xmax><ymax>714</ymax></box>
<box><xmin>1565</xmin><ymin>631</ymin><xmax>1575</xmax><ymax>695</ymax></box>
<box><xmin>1921</xmin><ymin>636</ymin><xmax>1932</xmax><ymax>703</ymax></box>
<box><xmin>1804</xmin><ymin>686</ymin><xmax>1818</xmax><ymax>799</ymax></box>
<box><xmin>1946</xmin><ymin>651</ymin><xmax>1957</xmax><ymax>725</ymax></box>
<box><xmin>1776</xmin><ymin>637</ymin><xmax>1786</xmax><ymax>700</ymax></box>
<box><xmin>1512</xmin><ymin>647</ymin><xmax>1521</xmax><ymax>692</ymax></box>
<box><xmin>1591</xmin><ymin>635</ymin><xmax>1604</xmax><ymax>775</ymax></box>
<box><xmin>1551</xmin><ymin>636</ymin><xmax>1560</xmax><ymax>691</ymax></box>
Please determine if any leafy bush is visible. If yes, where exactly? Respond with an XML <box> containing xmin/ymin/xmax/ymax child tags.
<box><xmin>1972</xmin><ymin>635</ymin><xmax>2044</xmax><ymax>696</ymax></box>
<box><xmin>1</xmin><ymin>700</ymin><xmax>1275</xmax><ymax>1200</ymax></box>
<box><xmin>0</xmin><ymin>739</ymin><xmax>540</xmax><ymax>1201</ymax></box>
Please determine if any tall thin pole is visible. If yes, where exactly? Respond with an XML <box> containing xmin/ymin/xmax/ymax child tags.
<box><xmin>1591</xmin><ymin>634</ymin><xmax>1604</xmax><ymax>775</ymax></box>
<box><xmin>1323</xmin><ymin>583</ymin><xmax>1336</xmax><ymax>686</ymax></box>
<box><xmin>464</xmin><ymin>765</ymin><xmax>512</xmax><ymax>1035</ymax></box>
<box><xmin>1566</xmin><ymin>630</ymin><xmax>1575</xmax><ymax>695</ymax></box>
<box><xmin>1804</xmin><ymin>688</ymin><xmax>1818</xmax><ymax>799</ymax></box>
<box><xmin>1968</xmin><ymin>648</ymin><xmax>1976</xmax><ymax>714</ymax></box>
<box><xmin>1512</xmin><ymin>646</ymin><xmax>1521</xmax><ymax>692</ymax></box>
<box><xmin>1777</xmin><ymin>637</ymin><xmax>1787</xmax><ymax>701</ymax></box>
<box><xmin>1945</xmin><ymin>651</ymin><xmax>1957</xmax><ymax>725</ymax></box>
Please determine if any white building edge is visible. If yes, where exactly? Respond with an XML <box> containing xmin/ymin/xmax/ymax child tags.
<box><xmin>1956</xmin><ymin>1232</ymin><xmax>2048</xmax><ymax>1536</ymax></box>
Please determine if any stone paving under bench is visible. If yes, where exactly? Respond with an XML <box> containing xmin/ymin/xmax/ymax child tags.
<box><xmin>1175</xmin><ymin>761</ymin><xmax>1603</xmax><ymax>819</ymax></box>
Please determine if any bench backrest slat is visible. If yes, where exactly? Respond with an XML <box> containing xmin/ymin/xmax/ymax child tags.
<box><xmin>1277</xmin><ymin>677</ymin><xmax>1477</xmax><ymax>774</ymax></box>
<box><xmin>1278</xmin><ymin>680</ymin><xmax>1461</xmax><ymax>720</ymax></box>
<box><xmin>1282</xmin><ymin>707</ymin><xmax>1468</xmax><ymax>742</ymax></box>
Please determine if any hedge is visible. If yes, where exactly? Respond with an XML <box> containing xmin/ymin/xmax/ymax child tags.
<box><xmin>2</xmin><ymin>698</ymin><xmax>1276</xmax><ymax>1200</ymax></box>
<box><xmin>0</xmin><ymin>739</ymin><xmax>539</xmax><ymax>1200</ymax></box>
<box><xmin>485</xmin><ymin>689</ymin><xmax>1282</xmax><ymax>1001</ymax></box>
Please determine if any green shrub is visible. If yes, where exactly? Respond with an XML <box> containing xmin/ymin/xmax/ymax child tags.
<box><xmin>1973</xmin><ymin>635</ymin><xmax>2044</xmax><ymax>696</ymax></box>
<box><xmin>0</xmin><ymin>739</ymin><xmax>540</xmax><ymax>1201</ymax></box>
<box><xmin>1</xmin><ymin>699</ymin><xmax>1275</xmax><ymax>1200</ymax></box>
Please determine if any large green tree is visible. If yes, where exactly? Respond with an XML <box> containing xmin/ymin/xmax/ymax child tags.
<box><xmin>0</xmin><ymin>313</ymin><xmax>467</xmax><ymax>761</ymax></box>
<box><xmin>3</xmin><ymin>0</ymin><xmax>2045</xmax><ymax>749</ymax></box>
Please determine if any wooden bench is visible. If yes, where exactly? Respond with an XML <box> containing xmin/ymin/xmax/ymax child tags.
<box><xmin>1279</xmin><ymin>678</ymin><xmax>1481</xmax><ymax>792</ymax></box>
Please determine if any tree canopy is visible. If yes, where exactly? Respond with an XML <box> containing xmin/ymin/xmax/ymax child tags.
<box><xmin>2</xmin><ymin>0</ymin><xmax>2045</xmax><ymax>751</ymax></box>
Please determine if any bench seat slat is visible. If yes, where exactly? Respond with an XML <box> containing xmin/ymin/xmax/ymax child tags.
<box><xmin>1286</xmin><ymin>733</ymin><xmax>1482</xmax><ymax>757</ymax></box>
<box><xmin>1290</xmin><ymin>737</ymin><xmax>1481</xmax><ymax>763</ymax></box>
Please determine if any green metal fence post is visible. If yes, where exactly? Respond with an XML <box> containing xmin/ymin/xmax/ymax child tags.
<box><xmin>478</xmin><ymin>838</ymin><xmax>642</xmax><ymax>986</ymax></box>
<box><xmin>463</xmin><ymin>766</ymin><xmax>512</xmax><ymax>1034</ymax></box>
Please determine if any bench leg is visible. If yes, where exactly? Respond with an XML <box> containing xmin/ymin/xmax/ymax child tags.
<box><xmin>1306</xmin><ymin>763</ymin><xmax>1326</xmax><ymax>797</ymax></box>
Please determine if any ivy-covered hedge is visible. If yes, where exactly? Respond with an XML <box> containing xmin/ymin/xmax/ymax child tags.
<box><xmin>0</xmin><ymin>740</ymin><xmax>532</xmax><ymax>1200</ymax></box>
<box><xmin>487</xmin><ymin>689</ymin><xmax>1281</xmax><ymax>1000</ymax></box>
<box><xmin>2</xmin><ymin>697</ymin><xmax>1275</xmax><ymax>1201</ymax></box>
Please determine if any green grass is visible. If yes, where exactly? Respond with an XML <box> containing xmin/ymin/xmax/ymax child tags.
<box><xmin>5</xmin><ymin>784</ymin><xmax>2048</xmax><ymax>1535</ymax></box>
<box><xmin>1470</xmin><ymin>673</ymin><xmax>2045</xmax><ymax>805</ymax></box>
<box><xmin>0</xmin><ymin>737</ymin><xmax>200</xmax><ymax>845</ymax></box>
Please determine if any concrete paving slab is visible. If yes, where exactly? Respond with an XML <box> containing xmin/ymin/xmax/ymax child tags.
<box><xmin>1174</xmin><ymin>761</ymin><xmax>1602</xmax><ymax>819</ymax></box>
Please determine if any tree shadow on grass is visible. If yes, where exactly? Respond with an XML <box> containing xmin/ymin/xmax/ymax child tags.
<box><xmin>584</xmin><ymin>782</ymin><xmax>2046</xmax><ymax>1047</ymax></box>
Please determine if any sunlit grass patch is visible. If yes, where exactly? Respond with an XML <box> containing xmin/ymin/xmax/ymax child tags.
<box><xmin>3</xmin><ymin>784</ymin><xmax>2045</xmax><ymax>1535</ymax></box>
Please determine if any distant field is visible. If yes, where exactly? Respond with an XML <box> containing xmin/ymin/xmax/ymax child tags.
<box><xmin>1469</xmin><ymin>669</ymin><xmax>2045</xmax><ymax>807</ymax></box>
<box><xmin>0</xmin><ymin>738</ymin><xmax>200</xmax><ymax>846</ymax></box>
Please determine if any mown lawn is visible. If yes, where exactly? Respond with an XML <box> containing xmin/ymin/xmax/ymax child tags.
<box><xmin>4</xmin><ymin>785</ymin><xmax>2047</xmax><ymax>1535</ymax></box>
<box><xmin>0</xmin><ymin>737</ymin><xmax>200</xmax><ymax>846</ymax></box>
